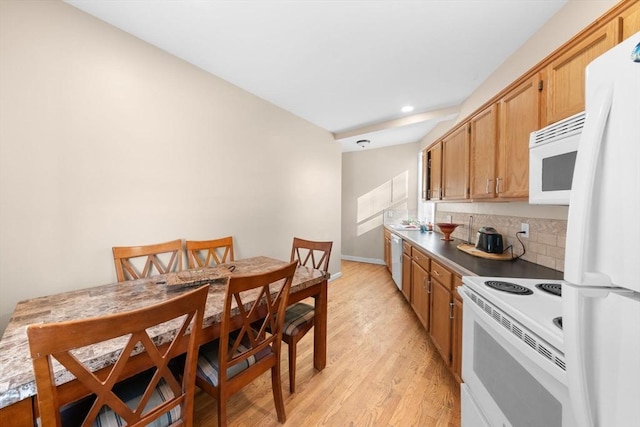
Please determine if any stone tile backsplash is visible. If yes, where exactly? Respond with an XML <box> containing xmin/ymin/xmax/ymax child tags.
<box><xmin>435</xmin><ymin>211</ymin><xmax>567</xmax><ymax>272</ymax></box>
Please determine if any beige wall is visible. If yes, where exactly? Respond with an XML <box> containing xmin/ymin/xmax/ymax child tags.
<box><xmin>342</xmin><ymin>143</ymin><xmax>419</xmax><ymax>262</ymax></box>
<box><xmin>0</xmin><ymin>1</ymin><xmax>341</xmax><ymax>333</ymax></box>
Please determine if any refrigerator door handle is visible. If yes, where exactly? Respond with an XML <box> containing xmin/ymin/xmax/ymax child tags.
<box><xmin>563</xmin><ymin>278</ymin><xmax>611</xmax><ymax>427</ymax></box>
<box><xmin>564</xmin><ymin>83</ymin><xmax>613</xmax><ymax>283</ymax></box>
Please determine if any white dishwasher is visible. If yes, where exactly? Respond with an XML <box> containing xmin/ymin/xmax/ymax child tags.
<box><xmin>390</xmin><ymin>234</ymin><xmax>402</xmax><ymax>290</ymax></box>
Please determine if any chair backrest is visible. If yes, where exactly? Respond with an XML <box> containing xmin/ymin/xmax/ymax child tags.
<box><xmin>185</xmin><ymin>236</ymin><xmax>235</xmax><ymax>269</ymax></box>
<box><xmin>218</xmin><ymin>261</ymin><xmax>297</xmax><ymax>386</ymax></box>
<box><xmin>290</xmin><ymin>237</ymin><xmax>333</xmax><ymax>276</ymax></box>
<box><xmin>112</xmin><ymin>239</ymin><xmax>183</xmax><ymax>282</ymax></box>
<box><xmin>27</xmin><ymin>285</ymin><xmax>209</xmax><ymax>427</ymax></box>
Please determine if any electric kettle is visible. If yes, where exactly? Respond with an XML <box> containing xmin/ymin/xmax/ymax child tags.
<box><xmin>475</xmin><ymin>227</ymin><xmax>504</xmax><ymax>254</ymax></box>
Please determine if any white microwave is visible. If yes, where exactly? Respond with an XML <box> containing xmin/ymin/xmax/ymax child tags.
<box><xmin>529</xmin><ymin>111</ymin><xmax>585</xmax><ymax>205</ymax></box>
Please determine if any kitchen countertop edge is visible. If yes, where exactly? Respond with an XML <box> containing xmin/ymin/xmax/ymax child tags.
<box><xmin>386</xmin><ymin>225</ymin><xmax>564</xmax><ymax>280</ymax></box>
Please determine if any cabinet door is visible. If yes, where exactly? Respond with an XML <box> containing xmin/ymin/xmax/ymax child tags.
<box><xmin>497</xmin><ymin>74</ymin><xmax>540</xmax><ymax>199</ymax></box>
<box><xmin>411</xmin><ymin>261</ymin><xmax>430</xmax><ymax>330</ymax></box>
<box><xmin>427</xmin><ymin>142</ymin><xmax>442</xmax><ymax>200</ymax></box>
<box><xmin>469</xmin><ymin>104</ymin><xmax>498</xmax><ymax>199</ymax></box>
<box><xmin>451</xmin><ymin>294</ymin><xmax>463</xmax><ymax>384</ymax></box>
<box><xmin>545</xmin><ymin>20</ymin><xmax>617</xmax><ymax>126</ymax></box>
<box><xmin>451</xmin><ymin>275</ymin><xmax>462</xmax><ymax>383</ymax></box>
<box><xmin>421</xmin><ymin>149</ymin><xmax>428</xmax><ymax>200</ymax></box>
<box><xmin>402</xmin><ymin>253</ymin><xmax>412</xmax><ymax>301</ymax></box>
<box><xmin>384</xmin><ymin>230</ymin><xmax>391</xmax><ymax>271</ymax></box>
<box><xmin>429</xmin><ymin>278</ymin><xmax>452</xmax><ymax>365</ymax></box>
<box><xmin>618</xmin><ymin>0</ymin><xmax>640</xmax><ymax>42</ymax></box>
<box><xmin>442</xmin><ymin>123</ymin><xmax>470</xmax><ymax>200</ymax></box>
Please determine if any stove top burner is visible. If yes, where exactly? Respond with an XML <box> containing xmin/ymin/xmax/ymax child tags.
<box><xmin>484</xmin><ymin>280</ymin><xmax>533</xmax><ymax>295</ymax></box>
<box><xmin>553</xmin><ymin>316</ymin><xmax>563</xmax><ymax>330</ymax></box>
<box><xmin>537</xmin><ymin>282</ymin><xmax>562</xmax><ymax>297</ymax></box>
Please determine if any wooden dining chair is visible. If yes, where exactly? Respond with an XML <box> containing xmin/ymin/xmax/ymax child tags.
<box><xmin>195</xmin><ymin>261</ymin><xmax>297</xmax><ymax>427</ymax></box>
<box><xmin>283</xmin><ymin>237</ymin><xmax>333</xmax><ymax>393</ymax></box>
<box><xmin>112</xmin><ymin>238</ymin><xmax>183</xmax><ymax>282</ymax></box>
<box><xmin>27</xmin><ymin>285</ymin><xmax>209</xmax><ymax>427</ymax></box>
<box><xmin>185</xmin><ymin>236</ymin><xmax>235</xmax><ymax>268</ymax></box>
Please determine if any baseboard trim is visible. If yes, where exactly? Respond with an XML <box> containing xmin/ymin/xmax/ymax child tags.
<box><xmin>340</xmin><ymin>255</ymin><xmax>386</xmax><ymax>265</ymax></box>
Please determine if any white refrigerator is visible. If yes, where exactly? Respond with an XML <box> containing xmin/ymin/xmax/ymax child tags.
<box><xmin>563</xmin><ymin>32</ymin><xmax>640</xmax><ymax>427</ymax></box>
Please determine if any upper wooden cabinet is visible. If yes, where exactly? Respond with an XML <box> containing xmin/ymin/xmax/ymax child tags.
<box><xmin>544</xmin><ymin>20</ymin><xmax>618</xmax><ymax>126</ymax></box>
<box><xmin>421</xmin><ymin>149</ymin><xmax>428</xmax><ymax>200</ymax></box>
<box><xmin>497</xmin><ymin>74</ymin><xmax>541</xmax><ymax>199</ymax></box>
<box><xmin>421</xmin><ymin>0</ymin><xmax>638</xmax><ymax>203</ymax></box>
<box><xmin>469</xmin><ymin>104</ymin><xmax>499</xmax><ymax>199</ymax></box>
<box><xmin>426</xmin><ymin>142</ymin><xmax>442</xmax><ymax>200</ymax></box>
<box><xmin>442</xmin><ymin>123</ymin><xmax>470</xmax><ymax>200</ymax></box>
<box><xmin>617</xmin><ymin>0</ymin><xmax>640</xmax><ymax>42</ymax></box>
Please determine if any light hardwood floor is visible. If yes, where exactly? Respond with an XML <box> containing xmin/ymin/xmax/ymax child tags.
<box><xmin>193</xmin><ymin>260</ymin><xmax>461</xmax><ymax>426</ymax></box>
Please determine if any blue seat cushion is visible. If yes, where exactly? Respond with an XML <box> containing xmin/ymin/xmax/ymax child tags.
<box><xmin>283</xmin><ymin>303</ymin><xmax>315</xmax><ymax>336</ymax></box>
<box><xmin>197</xmin><ymin>333</ymin><xmax>272</xmax><ymax>387</ymax></box>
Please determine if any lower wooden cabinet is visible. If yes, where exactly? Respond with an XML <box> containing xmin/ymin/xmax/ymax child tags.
<box><xmin>402</xmin><ymin>252</ymin><xmax>412</xmax><ymax>301</ymax></box>
<box><xmin>430</xmin><ymin>274</ymin><xmax>452</xmax><ymax>364</ymax></box>
<box><xmin>451</xmin><ymin>293</ymin><xmax>463</xmax><ymax>383</ymax></box>
<box><xmin>411</xmin><ymin>259</ymin><xmax>430</xmax><ymax>329</ymax></box>
<box><xmin>384</xmin><ymin>229</ymin><xmax>391</xmax><ymax>271</ymax></box>
<box><xmin>392</xmin><ymin>238</ymin><xmax>463</xmax><ymax>382</ymax></box>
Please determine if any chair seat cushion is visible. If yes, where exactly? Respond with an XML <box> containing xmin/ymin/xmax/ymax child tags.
<box><xmin>197</xmin><ymin>335</ymin><xmax>272</xmax><ymax>387</ymax></box>
<box><xmin>59</xmin><ymin>371</ymin><xmax>180</xmax><ymax>427</ymax></box>
<box><xmin>283</xmin><ymin>302</ymin><xmax>315</xmax><ymax>336</ymax></box>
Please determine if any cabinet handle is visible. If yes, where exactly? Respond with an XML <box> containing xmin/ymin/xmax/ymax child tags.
<box><xmin>427</xmin><ymin>279</ymin><xmax>432</xmax><ymax>294</ymax></box>
<box><xmin>495</xmin><ymin>178</ymin><xmax>502</xmax><ymax>194</ymax></box>
<box><xmin>434</xmin><ymin>270</ymin><xmax>440</xmax><ymax>276</ymax></box>
<box><xmin>486</xmin><ymin>178</ymin><xmax>493</xmax><ymax>194</ymax></box>
<box><xmin>450</xmin><ymin>302</ymin><xmax>455</xmax><ymax>319</ymax></box>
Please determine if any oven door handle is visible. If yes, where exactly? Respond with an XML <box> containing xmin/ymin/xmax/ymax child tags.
<box><xmin>563</xmin><ymin>279</ymin><xmax>611</xmax><ymax>427</ymax></box>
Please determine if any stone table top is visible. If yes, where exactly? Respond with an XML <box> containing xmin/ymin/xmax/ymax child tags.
<box><xmin>0</xmin><ymin>256</ymin><xmax>324</xmax><ymax>409</ymax></box>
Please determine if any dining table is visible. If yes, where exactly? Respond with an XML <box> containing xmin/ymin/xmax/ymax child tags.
<box><xmin>0</xmin><ymin>256</ymin><xmax>328</xmax><ymax>426</ymax></box>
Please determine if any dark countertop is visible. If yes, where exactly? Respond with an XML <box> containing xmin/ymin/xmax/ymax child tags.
<box><xmin>386</xmin><ymin>225</ymin><xmax>564</xmax><ymax>280</ymax></box>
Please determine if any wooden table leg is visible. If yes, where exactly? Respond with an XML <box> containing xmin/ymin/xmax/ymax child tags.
<box><xmin>313</xmin><ymin>279</ymin><xmax>328</xmax><ymax>370</ymax></box>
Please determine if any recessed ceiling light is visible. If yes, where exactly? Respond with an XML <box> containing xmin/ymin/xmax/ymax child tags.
<box><xmin>401</xmin><ymin>105</ymin><xmax>414</xmax><ymax>113</ymax></box>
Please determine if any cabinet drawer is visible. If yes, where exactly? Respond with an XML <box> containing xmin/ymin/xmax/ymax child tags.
<box><xmin>411</xmin><ymin>247</ymin><xmax>430</xmax><ymax>272</ymax></box>
<box><xmin>402</xmin><ymin>241</ymin><xmax>412</xmax><ymax>255</ymax></box>
<box><xmin>431</xmin><ymin>260</ymin><xmax>452</xmax><ymax>289</ymax></box>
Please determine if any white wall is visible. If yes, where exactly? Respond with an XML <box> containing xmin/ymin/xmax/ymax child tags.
<box><xmin>342</xmin><ymin>143</ymin><xmax>419</xmax><ymax>262</ymax></box>
<box><xmin>0</xmin><ymin>0</ymin><xmax>341</xmax><ymax>333</ymax></box>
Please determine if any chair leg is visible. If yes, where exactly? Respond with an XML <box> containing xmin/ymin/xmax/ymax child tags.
<box><xmin>271</xmin><ymin>364</ymin><xmax>287</xmax><ymax>423</ymax></box>
<box><xmin>288</xmin><ymin>338</ymin><xmax>297</xmax><ymax>393</ymax></box>
<box><xmin>217</xmin><ymin>396</ymin><xmax>227</xmax><ymax>427</ymax></box>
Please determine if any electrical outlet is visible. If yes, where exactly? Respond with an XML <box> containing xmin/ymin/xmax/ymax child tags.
<box><xmin>388</xmin><ymin>211</ymin><xmax>393</xmax><ymax>218</ymax></box>
<box><xmin>520</xmin><ymin>223</ymin><xmax>529</xmax><ymax>238</ymax></box>
<box><xmin>446</xmin><ymin>215</ymin><xmax>452</xmax><ymax>223</ymax></box>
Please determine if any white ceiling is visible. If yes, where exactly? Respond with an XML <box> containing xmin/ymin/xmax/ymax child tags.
<box><xmin>65</xmin><ymin>0</ymin><xmax>567</xmax><ymax>152</ymax></box>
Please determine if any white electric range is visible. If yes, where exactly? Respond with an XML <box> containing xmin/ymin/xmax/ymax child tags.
<box><xmin>458</xmin><ymin>276</ymin><xmax>577</xmax><ymax>427</ymax></box>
